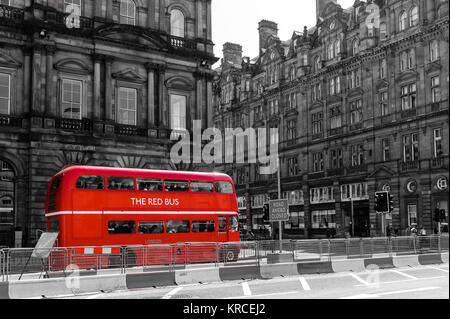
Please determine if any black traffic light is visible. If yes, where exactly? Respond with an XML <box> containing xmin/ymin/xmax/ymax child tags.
<box><xmin>440</xmin><ymin>209</ymin><xmax>447</xmax><ymax>222</ymax></box>
<box><xmin>262</xmin><ymin>203</ymin><xmax>270</xmax><ymax>221</ymax></box>
<box><xmin>375</xmin><ymin>191</ymin><xmax>389</xmax><ymax>213</ymax></box>
<box><xmin>389</xmin><ymin>194</ymin><xmax>395</xmax><ymax>213</ymax></box>
<box><xmin>434</xmin><ymin>208</ymin><xmax>441</xmax><ymax>222</ymax></box>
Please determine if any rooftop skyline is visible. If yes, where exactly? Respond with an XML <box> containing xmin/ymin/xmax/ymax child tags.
<box><xmin>212</xmin><ymin>0</ymin><xmax>356</xmax><ymax>67</ymax></box>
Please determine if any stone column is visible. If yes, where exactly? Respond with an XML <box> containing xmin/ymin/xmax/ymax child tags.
<box><xmin>106</xmin><ymin>0</ymin><xmax>113</xmax><ymax>21</ymax></box>
<box><xmin>45</xmin><ymin>45</ymin><xmax>56</xmax><ymax>117</ymax></box>
<box><xmin>93</xmin><ymin>54</ymin><xmax>103</xmax><ymax>121</ymax></box>
<box><xmin>31</xmin><ymin>45</ymin><xmax>43</xmax><ymax>115</ymax></box>
<box><xmin>147</xmin><ymin>0</ymin><xmax>156</xmax><ymax>29</ymax></box>
<box><xmin>157</xmin><ymin>65</ymin><xmax>168</xmax><ymax>128</ymax></box>
<box><xmin>104</xmin><ymin>57</ymin><xmax>114</xmax><ymax>121</ymax></box>
<box><xmin>145</xmin><ymin>63</ymin><xmax>156</xmax><ymax>127</ymax></box>
<box><xmin>195</xmin><ymin>71</ymin><xmax>204</xmax><ymax>124</ymax></box>
<box><xmin>23</xmin><ymin>48</ymin><xmax>32</xmax><ymax>115</ymax></box>
<box><xmin>159</xmin><ymin>0</ymin><xmax>167</xmax><ymax>32</ymax></box>
<box><xmin>205</xmin><ymin>74</ymin><xmax>214</xmax><ymax>127</ymax></box>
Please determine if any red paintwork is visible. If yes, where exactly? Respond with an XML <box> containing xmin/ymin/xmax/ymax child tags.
<box><xmin>45</xmin><ymin>166</ymin><xmax>240</xmax><ymax>251</ymax></box>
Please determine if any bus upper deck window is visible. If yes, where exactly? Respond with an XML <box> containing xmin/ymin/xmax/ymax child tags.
<box><xmin>76</xmin><ymin>175</ymin><xmax>104</xmax><ymax>189</ymax></box>
<box><xmin>165</xmin><ymin>180</ymin><xmax>189</xmax><ymax>192</ymax></box>
<box><xmin>191</xmin><ymin>181</ymin><xmax>214</xmax><ymax>193</ymax></box>
<box><xmin>108</xmin><ymin>177</ymin><xmax>135</xmax><ymax>190</ymax></box>
<box><xmin>215</xmin><ymin>181</ymin><xmax>234</xmax><ymax>194</ymax></box>
<box><xmin>50</xmin><ymin>177</ymin><xmax>62</xmax><ymax>191</ymax></box>
<box><xmin>137</xmin><ymin>179</ymin><xmax>163</xmax><ymax>191</ymax></box>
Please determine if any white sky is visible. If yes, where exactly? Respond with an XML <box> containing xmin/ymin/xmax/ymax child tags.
<box><xmin>212</xmin><ymin>0</ymin><xmax>355</xmax><ymax>67</ymax></box>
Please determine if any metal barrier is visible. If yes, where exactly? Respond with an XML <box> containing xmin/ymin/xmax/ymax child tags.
<box><xmin>0</xmin><ymin>235</ymin><xmax>447</xmax><ymax>281</ymax></box>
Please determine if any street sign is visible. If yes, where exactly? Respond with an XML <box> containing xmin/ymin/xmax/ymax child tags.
<box><xmin>269</xmin><ymin>199</ymin><xmax>289</xmax><ymax>222</ymax></box>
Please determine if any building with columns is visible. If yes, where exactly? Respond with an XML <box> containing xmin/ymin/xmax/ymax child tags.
<box><xmin>213</xmin><ymin>0</ymin><xmax>449</xmax><ymax>239</ymax></box>
<box><xmin>0</xmin><ymin>0</ymin><xmax>217</xmax><ymax>247</ymax></box>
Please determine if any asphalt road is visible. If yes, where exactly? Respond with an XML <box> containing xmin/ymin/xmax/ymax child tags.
<box><xmin>49</xmin><ymin>263</ymin><xmax>449</xmax><ymax>300</ymax></box>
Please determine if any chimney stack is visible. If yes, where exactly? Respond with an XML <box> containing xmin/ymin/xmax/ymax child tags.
<box><xmin>316</xmin><ymin>0</ymin><xmax>338</xmax><ymax>21</ymax></box>
<box><xmin>258</xmin><ymin>20</ymin><xmax>278</xmax><ymax>53</ymax></box>
<box><xmin>222</xmin><ymin>42</ymin><xmax>243</xmax><ymax>66</ymax></box>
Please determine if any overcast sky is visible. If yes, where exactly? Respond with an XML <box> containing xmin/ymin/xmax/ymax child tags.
<box><xmin>212</xmin><ymin>0</ymin><xmax>355</xmax><ymax>67</ymax></box>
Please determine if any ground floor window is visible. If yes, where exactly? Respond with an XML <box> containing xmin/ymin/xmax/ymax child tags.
<box><xmin>285</xmin><ymin>211</ymin><xmax>305</xmax><ymax>230</ymax></box>
<box><xmin>311</xmin><ymin>210</ymin><xmax>336</xmax><ymax>229</ymax></box>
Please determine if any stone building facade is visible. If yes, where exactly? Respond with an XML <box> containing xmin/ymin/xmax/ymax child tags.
<box><xmin>0</xmin><ymin>0</ymin><xmax>217</xmax><ymax>247</ymax></box>
<box><xmin>213</xmin><ymin>0</ymin><xmax>449</xmax><ymax>239</ymax></box>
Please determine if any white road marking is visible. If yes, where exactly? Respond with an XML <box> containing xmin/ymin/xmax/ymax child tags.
<box><xmin>299</xmin><ymin>277</ymin><xmax>311</xmax><ymax>291</ymax></box>
<box><xmin>427</xmin><ymin>266</ymin><xmax>449</xmax><ymax>273</ymax></box>
<box><xmin>162</xmin><ymin>287</ymin><xmax>183</xmax><ymax>299</ymax></box>
<box><xmin>354</xmin><ymin>276</ymin><xmax>447</xmax><ymax>287</ymax></box>
<box><xmin>349</xmin><ymin>273</ymin><xmax>371</xmax><ymax>286</ymax></box>
<box><xmin>226</xmin><ymin>291</ymin><xmax>299</xmax><ymax>299</ymax></box>
<box><xmin>340</xmin><ymin>287</ymin><xmax>441</xmax><ymax>299</ymax></box>
<box><xmin>390</xmin><ymin>269</ymin><xmax>418</xmax><ymax>280</ymax></box>
<box><xmin>242</xmin><ymin>282</ymin><xmax>252</xmax><ymax>296</ymax></box>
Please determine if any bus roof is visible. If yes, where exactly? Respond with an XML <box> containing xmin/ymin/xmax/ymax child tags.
<box><xmin>55</xmin><ymin>166</ymin><xmax>233</xmax><ymax>182</ymax></box>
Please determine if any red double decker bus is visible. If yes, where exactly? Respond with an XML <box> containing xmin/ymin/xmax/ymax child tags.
<box><xmin>45</xmin><ymin>166</ymin><xmax>240</xmax><ymax>264</ymax></box>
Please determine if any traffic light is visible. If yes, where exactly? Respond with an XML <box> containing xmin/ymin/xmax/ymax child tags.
<box><xmin>440</xmin><ymin>209</ymin><xmax>447</xmax><ymax>222</ymax></box>
<box><xmin>375</xmin><ymin>191</ymin><xmax>389</xmax><ymax>213</ymax></box>
<box><xmin>389</xmin><ymin>194</ymin><xmax>394</xmax><ymax>213</ymax></box>
<box><xmin>434</xmin><ymin>208</ymin><xmax>441</xmax><ymax>222</ymax></box>
<box><xmin>262</xmin><ymin>203</ymin><xmax>270</xmax><ymax>221</ymax></box>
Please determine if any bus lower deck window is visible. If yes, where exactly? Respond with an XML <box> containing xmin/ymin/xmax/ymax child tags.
<box><xmin>139</xmin><ymin>221</ymin><xmax>164</xmax><ymax>234</ymax></box>
<box><xmin>166</xmin><ymin>220</ymin><xmax>190</xmax><ymax>233</ymax></box>
<box><xmin>218</xmin><ymin>217</ymin><xmax>227</xmax><ymax>230</ymax></box>
<box><xmin>230</xmin><ymin>216</ymin><xmax>239</xmax><ymax>232</ymax></box>
<box><xmin>108</xmin><ymin>177</ymin><xmax>135</xmax><ymax>190</ymax></box>
<box><xmin>108</xmin><ymin>221</ymin><xmax>136</xmax><ymax>234</ymax></box>
<box><xmin>76</xmin><ymin>175</ymin><xmax>104</xmax><ymax>189</ymax></box>
<box><xmin>137</xmin><ymin>179</ymin><xmax>163</xmax><ymax>191</ymax></box>
<box><xmin>215</xmin><ymin>181</ymin><xmax>234</xmax><ymax>194</ymax></box>
<box><xmin>192</xmin><ymin>221</ymin><xmax>215</xmax><ymax>233</ymax></box>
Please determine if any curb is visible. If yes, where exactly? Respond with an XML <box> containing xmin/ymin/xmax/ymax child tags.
<box><xmin>0</xmin><ymin>252</ymin><xmax>448</xmax><ymax>299</ymax></box>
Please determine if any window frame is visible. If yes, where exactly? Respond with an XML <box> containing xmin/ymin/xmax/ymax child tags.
<box><xmin>119</xmin><ymin>0</ymin><xmax>137</xmax><ymax>26</ymax></box>
<box><xmin>0</xmin><ymin>72</ymin><xmax>11</xmax><ymax>116</ymax></box>
<box><xmin>117</xmin><ymin>86</ymin><xmax>137</xmax><ymax>126</ymax></box>
<box><xmin>61</xmin><ymin>78</ymin><xmax>83</xmax><ymax>120</ymax></box>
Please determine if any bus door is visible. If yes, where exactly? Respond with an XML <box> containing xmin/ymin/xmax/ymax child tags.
<box><xmin>217</xmin><ymin>216</ymin><xmax>228</xmax><ymax>242</ymax></box>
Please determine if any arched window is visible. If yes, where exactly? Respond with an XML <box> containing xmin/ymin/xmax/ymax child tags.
<box><xmin>352</xmin><ymin>39</ymin><xmax>359</xmax><ymax>56</ymax></box>
<box><xmin>170</xmin><ymin>9</ymin><xmax>185</xmax><ymax>38</ymax></box>
<box><xmin>409</xmin><ymin>6</ymin><xmax>419</xmax><ymax>27</ymax></box>
<box><xmin>314</xmin><ymin>56</ymin><xmax>321</xmax><ymax>72</ymax></box>
<box><xmin>399</xmin><ymin>11</ymin><xmax>407</xmax><ymax>31</ymax></box>
<box><xmin>327</xmin><ymin>43</ymin><xmax>334</xmax><ymax>60</ymax></box>
<box><xmin>334</xmin><ymin>40</ymin><xmax>341</xmax><ymax>57</ymax></box>
<box><xmin>119</xmin><ymin>0</ymin><xmax>136</xmax><ymax>25</ymax></box>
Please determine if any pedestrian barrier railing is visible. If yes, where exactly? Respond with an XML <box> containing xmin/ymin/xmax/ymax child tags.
<box><xmin>0</xmin><ymin>235</ymin><xmax>448</xmax><ymax>282</ymax></box>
